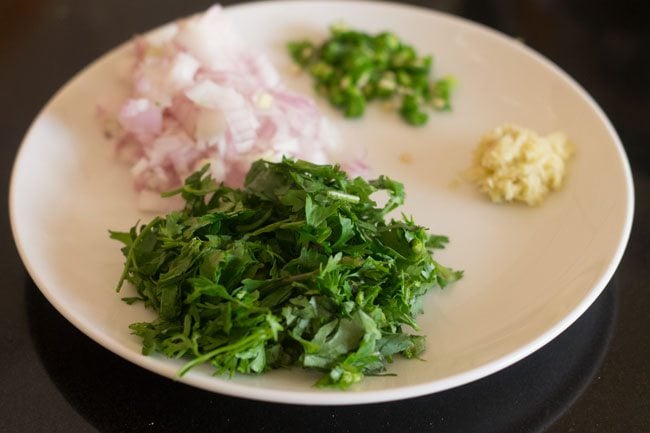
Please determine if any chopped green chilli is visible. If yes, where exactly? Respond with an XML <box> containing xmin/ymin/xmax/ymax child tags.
<box><xmin>288</xmin><ymin>24</ymin><xmax>455</xmax><ymax>126</ymax></box>
<box><xmin>111</xmin><ymin>159</ymin><xmax>462</xmax><ymax>388</ymax></box>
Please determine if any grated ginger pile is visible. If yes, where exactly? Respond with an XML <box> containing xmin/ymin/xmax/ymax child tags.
<box><xmin>469</xmin><ymin>124</ymin><xmax>574</xmax><ymax>206</ymax></box>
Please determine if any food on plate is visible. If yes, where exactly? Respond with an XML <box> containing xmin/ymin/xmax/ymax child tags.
<box><xmin>288</xmin><ymin>24</ymin><xmax>455</xmax><ymax>125</ymax></box>
<box><xmin>101</xmin><ymin>5</ymin><xmax>365</xmax><ymax>211</ymax></box>
<box><xmin>398</xmin><ymin>152</ymin><xmax>413</xmax><ymax>164</ymax></box>
<box><xmin>468</xmin><ymin>124</ymin><xmax>574</xmax><ymax>205</ymax></box>
<box><xmin>110</xmin><ymin>158</ymin><xmax>462</xmax><ymax>388</ymax></box>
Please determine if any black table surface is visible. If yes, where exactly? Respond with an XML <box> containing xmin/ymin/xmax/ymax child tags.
<box><xmin>2</xmin><ymin>1</ymin><xmax>648</xmax><ymax>432</ymax></box>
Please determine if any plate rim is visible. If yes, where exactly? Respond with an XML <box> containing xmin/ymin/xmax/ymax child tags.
<box><xmin>9</xmin><ymin>0</ymin><xmax>635</xmax><ymax>405</ymax></box>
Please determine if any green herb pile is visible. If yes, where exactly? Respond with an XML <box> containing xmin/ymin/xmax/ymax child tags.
<box><xmin>110</xmin><ymin>159</ymin><xmax>462</xmax><ymax>388</ymax></box>
<box><xmin>288</xmin><ymin>24</ymin><xmax>455</xmax><ymax>126</ymax></box>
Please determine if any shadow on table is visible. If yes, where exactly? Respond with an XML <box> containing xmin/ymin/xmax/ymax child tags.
<box><xmin>25</xmin><ymin>277</ymin><xmax>618</xmax><ymax>433</ymax></box>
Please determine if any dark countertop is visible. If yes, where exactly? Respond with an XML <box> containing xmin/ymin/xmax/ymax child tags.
<box><xmin>1</xmin><ymin>1</ymin><xmax>648</xmax><ymax>432</ymax></box>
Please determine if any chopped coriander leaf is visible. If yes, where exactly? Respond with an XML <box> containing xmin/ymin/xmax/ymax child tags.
<box><xmin>111</xmin><ymin>158</ymin><xmax>462</xmax><ymax>388</ymax></box>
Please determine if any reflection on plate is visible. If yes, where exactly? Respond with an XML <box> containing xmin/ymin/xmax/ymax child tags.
<box><xmin>10</xmin><ymin>1</ymin><xmax>633</xmax><ymax>405</ymax></box>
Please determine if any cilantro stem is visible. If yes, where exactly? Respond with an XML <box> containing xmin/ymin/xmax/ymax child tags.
<box><xmin>236</xmin><ymin>207</ymin><xmax>272</xmax><ymax>232</ymax></box>
<box><xmin>178</xmin><ymin>328</ymin><xmax>272</xmax><ymax>376</ymax></box>
<box><xmin>283</xmin><ymin>270</ymin><xmax>320</xmax><ymax>283</ymax></box>
<box><xmin>256</xmin><ymin>269</ymin><xmax>319</xmax><ymax>294</ymax></box>
<box><xmin>326</xmin><ymin>190</ymin><xmax>360</xmax><ymax>203</ymax></box>
<box><xmin>161</xmin><ymin>185</ymin><xmax>221</xmax><ymax>197</ymax></box>
<box><xmin>245</xmin><ymin>218</ymin><xmax>304</xmax><ymax>237</ymax></box>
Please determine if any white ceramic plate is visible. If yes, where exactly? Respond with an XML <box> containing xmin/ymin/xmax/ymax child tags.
<box><xmin>10</xmin><ymin>1</ymin><xmax>633</xmax><ymax>405</ymax></box>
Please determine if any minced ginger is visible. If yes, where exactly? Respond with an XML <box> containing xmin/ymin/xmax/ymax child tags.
<box><xmin>468</xmin><ymin>124</ymin><xmax>574</xmax><ymax>205</ymax></box>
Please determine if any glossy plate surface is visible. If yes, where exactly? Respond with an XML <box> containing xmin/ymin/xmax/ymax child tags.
<box><xmin>10</xmin><ymin>1</ymin><xmax>633</xmax><ymax>405</ymax></box>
